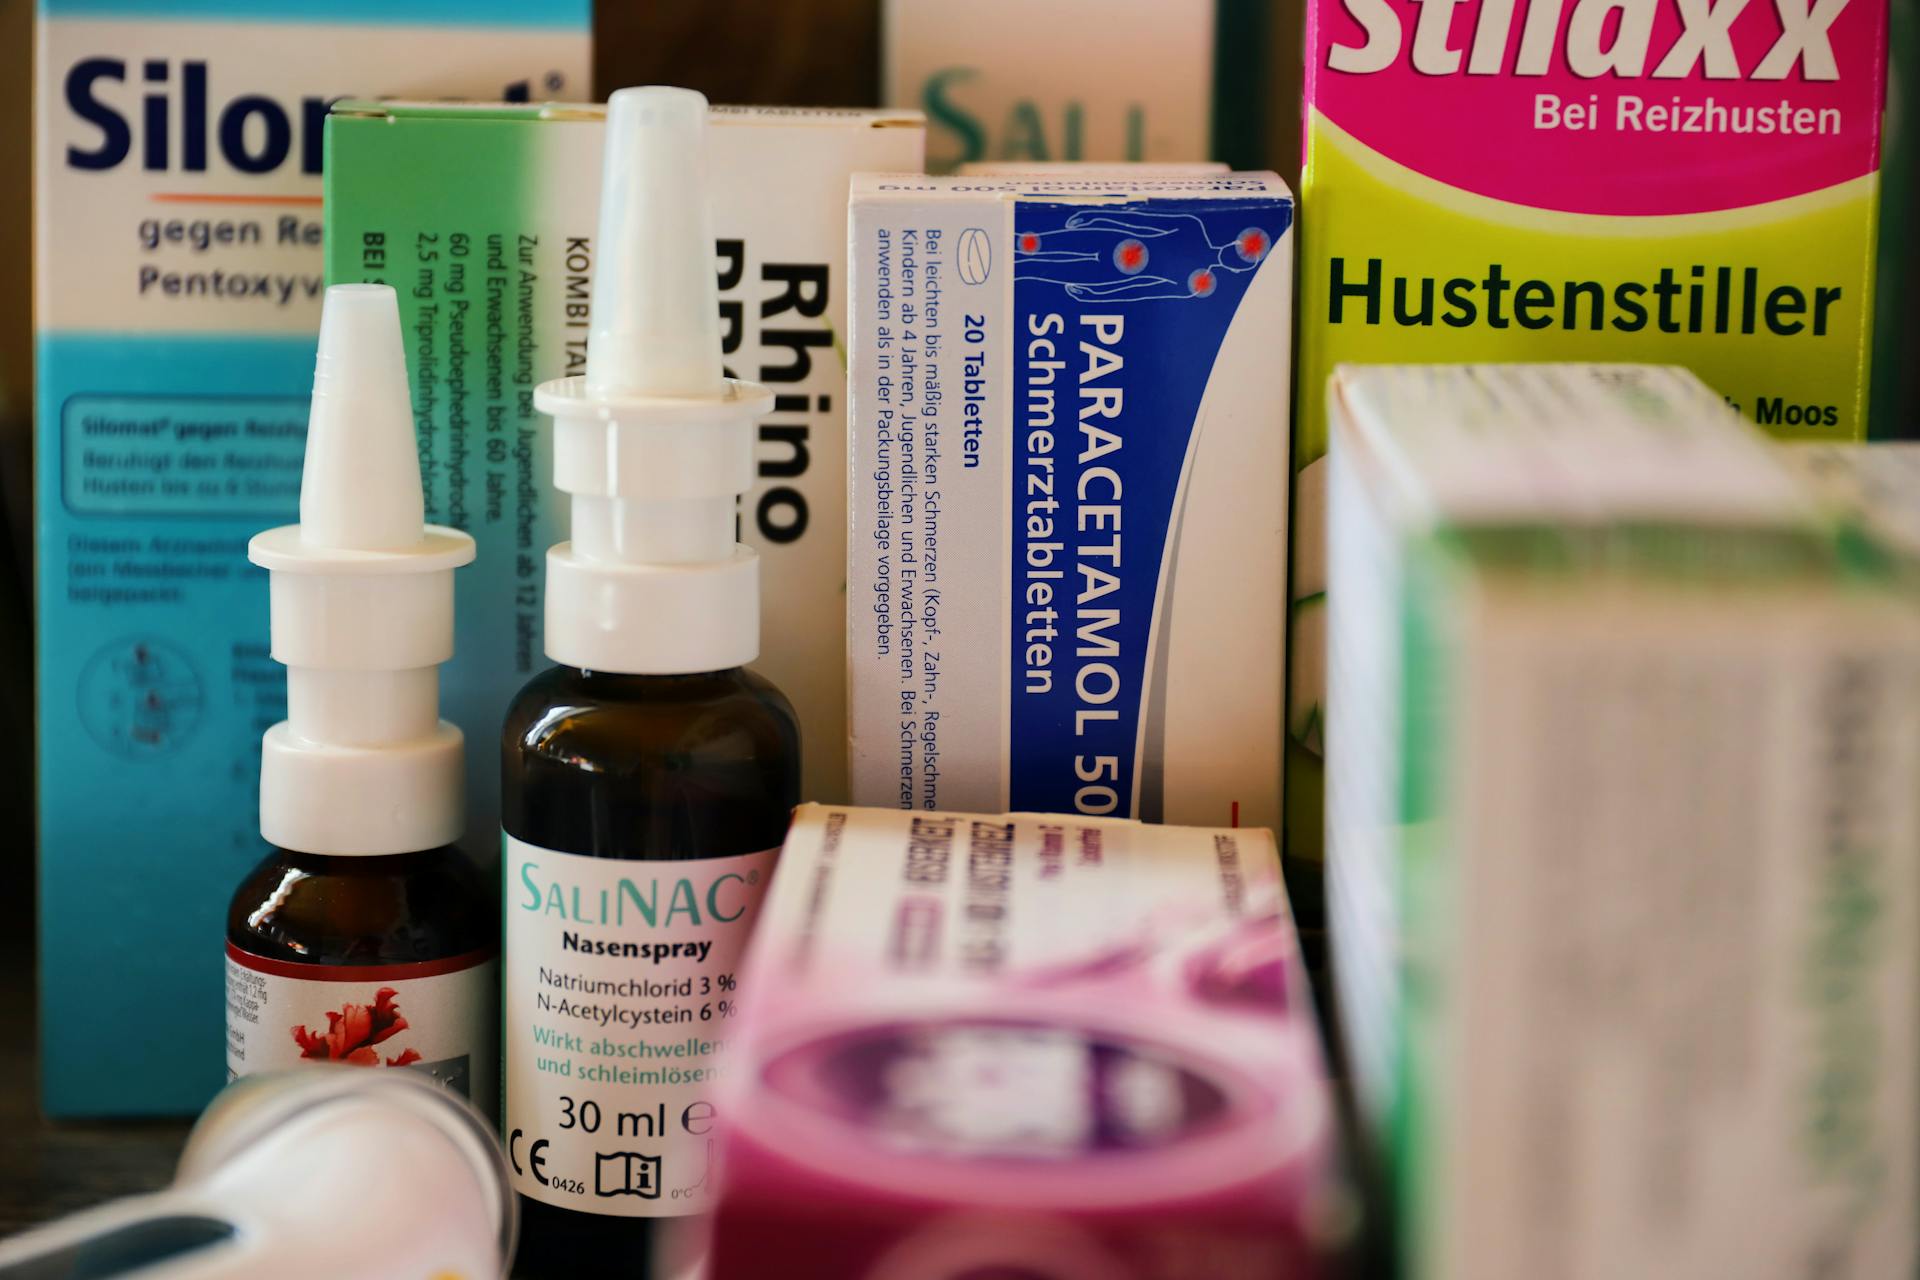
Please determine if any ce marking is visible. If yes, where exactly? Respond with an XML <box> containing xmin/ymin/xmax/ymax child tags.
<box><xmin>508</xmin><ymin>1129</ymin><xmax>552</xmax><ymax>1186</ymax></box>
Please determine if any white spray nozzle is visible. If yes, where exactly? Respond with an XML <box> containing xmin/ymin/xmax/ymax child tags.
<box><xmin>301</xmin><ymin>283</ymin><xmax>428</xmax><ymax>550</ymax></box>
<box><xmin>586</xmin><ymin>87</ymin><xmax>726</xmax><ymax>399</ymax></box>
<box><xmin>534</xmin><ymin>86</ymin><xmax>775</xmax><ymax>676</ymax></box>
<box><xmin>249</xmin><ymin>284</ymin><xmax>476</xmax><ymax>856</ymax></box>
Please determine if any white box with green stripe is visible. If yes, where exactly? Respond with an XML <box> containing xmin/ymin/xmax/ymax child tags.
<box><xmin>1326</xmin><ymin>364</ymin><xmax>1920</xmax><ymax>1280</ymax></box>
<box><xmin>33</xmin><ymin>0</ymin><xmax>589</xmax><ymax>1117</ymax></box>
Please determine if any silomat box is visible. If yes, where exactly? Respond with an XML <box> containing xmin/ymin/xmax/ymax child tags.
<box><xmin>323</xmin><ymin>101</ymin><xmax>926</xmax><ymax>828</ymax></box>
<box><xmin>845</xmin><ymin>171</ymin><xmax>1294</xmax><ymax>832</ymax></box>
<box><xmin>33</xmin><ymin>0</ymin><xmax>591</xmax><ymax>1117</ymax></box>
<box><xmin>709</xmin><ymin>804</ymin><xmax>1347</xmax><ymax>1279</ymax></box>
<box><xmin>1286</xmin><ymin>0</ymin><xmax>1893</xmax><ymax>866</ymax></box>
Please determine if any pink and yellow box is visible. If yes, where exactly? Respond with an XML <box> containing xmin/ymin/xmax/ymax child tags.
<box><xmin>1286</xmin><ymin>0</ymin><xmax>1893</xmax><ymax>869</ymax></box>
<box><xmin>707</xmin><ymin>804</ymin><xmax>1347</xmax><ymax>1280</ymax></box>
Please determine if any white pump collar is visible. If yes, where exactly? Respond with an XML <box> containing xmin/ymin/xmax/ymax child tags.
<box><xmin>535</xmin><ymin>86</ymin><xmax>774</xmax><ymax>675</ymax></box>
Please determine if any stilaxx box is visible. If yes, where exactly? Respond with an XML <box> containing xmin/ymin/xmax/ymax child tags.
<box><xmin>34</xmin><ymin>0</ymin><xmax>590</xmax><ymax>1116</ymax></box>
<box><xmin>709</xmin><ymin>804</ymin><xmax>1347</xmax><ymax>1280</ymax></box>
<box><xmin>1287</xmin><ymin>0</ymin><xmax>1892</xmax><ymax>863</ymax></box>
<box><xmin>1325</xmin><ymin>364</ymin><xmax>1919</xmax><ymax>1280</ymax></box>
<box><xmin>325</xmin><ymin>102</ymin><xmax>926</xmax><ymax>822</ymax></box>
<box><xmin>847</xmin><ymin>172</ymin><xmax>1294</xmax><ymax>830</ymax></box>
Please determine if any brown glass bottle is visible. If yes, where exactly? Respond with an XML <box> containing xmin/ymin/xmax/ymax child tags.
<box><xmin>228</xmin><ymin>846</ymin><xmax>494</xmax><ymax>966</ymax></box>
<box><xmin>501</xmin><ymin>664</ymin><xmax>800</xmax><ymax>1277</ymax></box>
<box><xmin>224</xmin><ymin>846</ymin><xmax>497</xmax><ymax>1096</ymax></box>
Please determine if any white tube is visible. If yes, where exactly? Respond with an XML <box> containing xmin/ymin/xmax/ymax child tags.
<box><xmin>571</xmin><ymin>495</ymin><xmax>735</xmax><ymax>565</ymax></box>
<box><xmin>285</xmin><ymin>668</ymin><xmax>439</xmax><ymax>748</ymax></box>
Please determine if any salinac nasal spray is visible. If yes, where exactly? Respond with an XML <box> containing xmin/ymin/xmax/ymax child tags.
<box><xmin>499</xmin><ymin>88</ymin><xmax>801</xmax><ymax>1271</ymax></box>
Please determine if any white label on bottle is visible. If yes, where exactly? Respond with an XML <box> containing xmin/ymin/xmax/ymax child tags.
<box><xmin>224</xmin><ymin>944</ymin><xmax>498</xmax><ymax>1107</ymax></box>
<box><xmin>502</xmin><ymin>836</ymin><xmax>777</xmax><ymax>1217</ymax></box>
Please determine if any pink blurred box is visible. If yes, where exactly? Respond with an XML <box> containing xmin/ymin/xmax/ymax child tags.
<box><xmin>708</xmin><ymin>804</ymin><xmax>1348</xmax><ymax>1279</ymax></box>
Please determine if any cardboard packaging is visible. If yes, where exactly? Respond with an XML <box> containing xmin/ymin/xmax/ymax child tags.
<box><xmin>324</xmin><ymin>102</ymin><xmax>925</xmax><ymax>825</ymax></box>
<box><xmin>33</xmin><ymin>0</ymin><xmax>590</xmax><ymax>1117</ymax></box>
<box><xmin>885</xmin><ymin>0</ymin><xmax>1243</xmax><ymax>170</ymax></box>
<box><xmin>709</xmin><ymin>803</ymin><xmax>1347</xmax><ymax>1279</ymax></box>
<box><xmin>1782</xmin><ymin>442</ymin><xmax>1920</xmax><ymax>551</ymax></box>
<box><xmin>846</xmin><ymin>171</ymin><xmax>1294</xmax><ymax>830</ymax></box>
<box><xmin>1288</xmin><ymin>0</ymin><xmax>1894</xmax><ymax>865</ymax></box>
<box><xmin>1325</xmin><ymin>364</ymin><xmax>1919</xmax><ymax>1280</ymax></box>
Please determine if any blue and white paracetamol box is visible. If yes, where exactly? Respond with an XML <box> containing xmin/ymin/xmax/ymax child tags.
<box><xmin>34</xmin><ymin>0</ymin><xmax>589</xmax><ymax>1116</ymax></box>
<box><xmin>847</xmin><ymin>172</ymin><xmax>1292</xmax><ymax>829</ymax></box>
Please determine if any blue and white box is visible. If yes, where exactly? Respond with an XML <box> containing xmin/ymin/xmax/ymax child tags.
<box><xmin>847</xmin><ymin>171</ymin><xmax>1292</xmax><ymax>829</ymax></box>
<box><xmin>33</xmin><ymin>0</ymin><xmax>590</xmax><ymax>1116</ymax></box>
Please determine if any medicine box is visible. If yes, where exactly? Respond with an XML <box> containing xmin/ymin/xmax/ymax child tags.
<box><xmin>846</xmin><ymin>171</ymin><xmax>1293</xmax><ymax>830</ymax></box>
<box><xmin>710</xmin><ymin>803</ymin><xmax>1346</xmax><ymax>1279</ymax></box>
<box><xmin>1781</xmin><ymin>442</ymin><xmax>1920</xmax><ymax>554</ymax></box>
<box><xmin>885</xmin><ymin>0</ymin><xmax>1238</xmax><ymax>171</ymax></box>
<box><xmin>33</xmin><ymin>0</ymin><xmax>590</xmax><ymax>1116</ymax></box>
<box><xmin>1287</xmin><ymin>0</ymin><xmax>1893</xmax><ymax>864</ymax></box>
<box><xmin>1325</xmin><ymin>364</ymin><xmax>1919</xmax><ymax>1280</ymax></box>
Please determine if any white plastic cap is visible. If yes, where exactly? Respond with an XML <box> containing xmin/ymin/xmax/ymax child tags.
<box><xmin>249</xmin><ymin>284</ymin><xmax>476</xmax><ymax>856</ymax></box>
<box><xmin>535</xmin><ymin>86</ymin><xmax>774</xmax><ymax>675</ymax></box>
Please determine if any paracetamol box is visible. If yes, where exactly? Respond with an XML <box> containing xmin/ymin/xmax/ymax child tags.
<box><xmin>1326</xmin><ymin>364</ymin><xmax>1919</xmax><ymax>1280</ymax></box>
<box><xmin>847</xmin><ymin>172</ymin><xmax>1293</xmax><ymax>829</ymax></box>
<box><xmin>886</xmin><ymin>0</ymin><xmax>1251</xmax><ymax>170</ymax></box>
<box><xmin>34</xmin><ymin>1</ymin><xmax>589</xmax><ymax>1117</ymax></box>
<box><xmin>324</xmin><ymin>103</ymin><xmax>925</xmax><ymax>821</ymax></box>
<box><xmin>709</xmin><ymin>804</ymin><xmax>1347</xmax><ymax>1279</ymax></box>
<box><xmin>1287</xmin><ymin>0</ymin><xmax>1892</xmax><ymax>865</ymax></box>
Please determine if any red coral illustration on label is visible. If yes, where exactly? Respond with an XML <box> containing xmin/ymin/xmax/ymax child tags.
<box><xmin>292</xmin><ymin>987</ymin><xmax>421</xmax><ymax>1067</ymax></box>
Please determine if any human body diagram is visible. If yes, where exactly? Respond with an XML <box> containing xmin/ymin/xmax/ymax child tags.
<box><xmin>1013</xmin><ymin>207</ymin><xmax>1276</xmax><ymax>302</ymax></box>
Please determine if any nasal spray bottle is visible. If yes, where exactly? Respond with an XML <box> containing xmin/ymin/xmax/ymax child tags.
<box><xmin>500</xmin><ymin>88</ymin><xmax>802</xmax><ymax>1272</ymax></box>
<box><xmin>227</xmin><ymin>285</ymin><xmax>497</xmax><ymax>1102</ymax></box>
